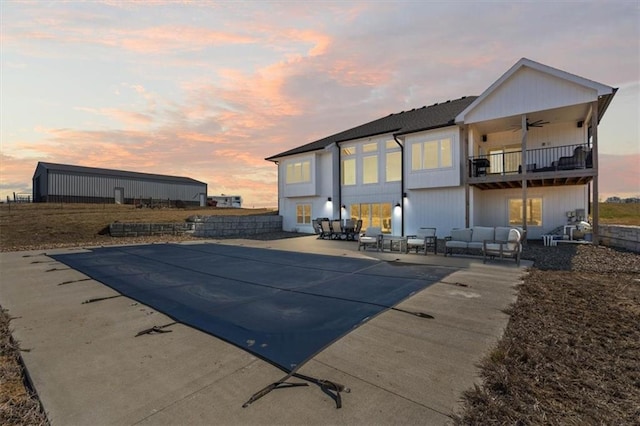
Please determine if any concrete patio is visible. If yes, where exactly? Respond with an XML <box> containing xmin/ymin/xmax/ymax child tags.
<box><xmin>0</xmin><ymin>235</ymin><xmax>530</xmax><ymax>425</ymax></box>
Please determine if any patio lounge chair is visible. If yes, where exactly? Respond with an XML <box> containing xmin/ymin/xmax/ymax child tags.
<box><xmin>358</xmin><ymin>227</ymin><xmax>382</xmax><ymax>251</ymax></box>
<box><xmin>483</xmin><ymin>228</ymin><xmax>522</xmax><ymax>266</ymax></box>
<box><xmin>406</xmin><ymin>227</ymin><xmax>437</xmax><ymax>255</ymax></box>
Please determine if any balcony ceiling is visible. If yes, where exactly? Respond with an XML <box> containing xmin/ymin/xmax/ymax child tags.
<box><xmin>471</xmin><ymin>103</ymin><xmax>590</xmax><ymax>135</ymax></box>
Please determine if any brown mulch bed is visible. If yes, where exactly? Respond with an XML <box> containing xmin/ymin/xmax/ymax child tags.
<box><xmin>455</xmin><ymin>243</ymin><xmax>640</xmax><ymax>425</ymax></box>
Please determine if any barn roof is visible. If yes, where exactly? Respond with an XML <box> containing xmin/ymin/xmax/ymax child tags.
<box><xmin>34</xmin><ymin>162</ymin><xmax>206</xmax><ymax>185</ymax></box>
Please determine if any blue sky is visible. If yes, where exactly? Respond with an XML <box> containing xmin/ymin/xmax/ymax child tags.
<box><xmin>1</xmin><ymin>1</ymin><xmax>638</xmax><ymax>206</ymax></box>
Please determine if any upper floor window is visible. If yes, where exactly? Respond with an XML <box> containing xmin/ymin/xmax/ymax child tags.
<box><xmin>342</xmin><ymin>145</ymin><xmax>356</xmax><ymax>185</ymax></box>
<box><xmin>286</xmin><ymin>160</ymin><xmax>311</xmax><ymax>184</ymax></box>
<box><xmin>341</xmin><ymin>146</ymin><xmax>356</xmax><ymax>156</ymax></box>
<box><xmin>411</xmin><ymin>138</ymin><xmax>452</xmax><ymax>171</ymax></box>
<box><xmin>386</xmin><ymin>140</ymin><xmax>401</xmax><ymax>182</ymax></box>
<box><xmin>362</xmin><ymin>142</ymin><xmax>378</xmax><ymax>184</ymax></box>
<box><xmin>363</xmin><ymin>142</ymin><xmax>377</xmax><ymax>153</ymax></box>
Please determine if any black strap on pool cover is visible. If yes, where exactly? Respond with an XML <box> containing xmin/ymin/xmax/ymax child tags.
<box><xmin>135</xmin><ymin>322</ymin><xmax>178</xmax><ymax>337</ymax></box>
<box><xmin>243</xmin><ymin>371</ymin><xmax>349</xmax><ymax>409</ymax></box>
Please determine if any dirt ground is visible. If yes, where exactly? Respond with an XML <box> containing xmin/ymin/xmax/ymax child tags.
<box><xmin>1</xmin><ymin>203</ymin><xmax>639</xmax><ymax>424</ymax></box>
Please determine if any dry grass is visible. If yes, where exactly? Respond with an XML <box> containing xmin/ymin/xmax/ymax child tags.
<box><xmin>0</xmin><ymin>203</ymin><xmax>275</xmax><ymax>252</ymax></box>
<box><xmin>599</xmin><ymin>202</ymin><xmax>640</xmax><ymax>226</ymax></box>
<box><xmin>0</xmin><ymin>309</ymin><xmax>48</xmax><ymax>426</ymax></box>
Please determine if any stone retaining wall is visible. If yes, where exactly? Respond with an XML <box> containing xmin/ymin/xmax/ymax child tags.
<box><xmin>189</xmin><ymin>215</ymin><xmax>282</xmax><ymax>237</ymax></box>
<box><xmin>109</xmin><ymin>222</ymin><xmax>191</xmax><ymax>237</ymax></box>
<box><xmin>109</xmin><ymin>215</ymin><xmax>283</xmax><ymax>238</ymax></box>
<box><xmin>599</xmin><ymin>224</ymin><xmax>639</xmax><ymax>253</ymax></box>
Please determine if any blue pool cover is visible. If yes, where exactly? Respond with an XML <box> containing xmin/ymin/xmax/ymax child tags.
<box><xmin>51</xmin><ymin>243</ymin><xmax>450</xmax><ymax>373</ymax></box>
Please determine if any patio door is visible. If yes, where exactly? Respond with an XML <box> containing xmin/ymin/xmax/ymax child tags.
<box><xmin>489</xmin><ymin>145</ymin><xmax>520</xmax><ymax>175</ymax></box>
<box><xmin>349</xmin><ymin>202</ymin><xmax>392</xmax><ymax>233</ymax></box>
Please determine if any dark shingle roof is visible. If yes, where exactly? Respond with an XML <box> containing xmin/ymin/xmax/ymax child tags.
<box><xmin>36</xmin><ymin>162</ymin><xmax>206</xmax><ymax>185</ymax></box>
<box><xmin>265</xmin><ymin>96</ymin><xmax>477</xmax><ymax>161</ymax></box>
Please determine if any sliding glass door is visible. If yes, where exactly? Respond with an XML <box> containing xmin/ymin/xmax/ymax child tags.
<box><xmin>349</xmin><ymin>202</ymin><xmax>392</xmax><ymax>233</ymax></box>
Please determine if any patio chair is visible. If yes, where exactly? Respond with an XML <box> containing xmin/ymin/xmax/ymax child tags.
<box><xmin>330</xmin><ymin>219</ymin><xmax>344</xmax><ymax>239</ymax></box>
<box><xmin>358</xmin><ymin>227</ymin><xmax>382</xmax><ymax>251</ymax></box>
<box><xmin>483</xmin><ymin>228</ymin><xmax>522</xmax><ymax>266</ymax></box>
<box><xmin>406</xmin><ymin>227</ymin><xmax>437</xmax><ymax>255</ymax></box>
<box><xmin>347</xmin><ymin>219</ymin><xmax>363</xmax><ymax>241</ymax></box>
<box><xmin>320</xmin><ymin>220</ymin><xmax>332</xmax><ymax>239</ymax></box>
<box><xmin>312</xmin><ymin>219</ymin><xmax>324</xmax><ymax>239</ymax></box>
<box><xmin>342</xmin><ymin>219</ymin><xmax>354</xmax><ymax>240</ymax></box>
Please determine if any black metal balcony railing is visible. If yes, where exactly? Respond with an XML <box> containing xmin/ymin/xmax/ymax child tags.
<box><xmin>469</xmin><ymin>143</ymin><xmax>592</xmax><ymax>178</ymax></box>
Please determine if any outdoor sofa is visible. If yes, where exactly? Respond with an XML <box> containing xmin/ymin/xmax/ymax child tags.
<box><xmin>444</xmin><ymin>226</ymin><xmax>524</xmax><ymax>261</ymax></box>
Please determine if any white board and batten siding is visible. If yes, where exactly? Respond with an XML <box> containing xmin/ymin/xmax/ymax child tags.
<box><xmin>280</xmin><ymin>153</ymin><xmax>320</xmax><ymax>198</ymax></box>
<box><xmin>405</xmin><ymin>127</ymin><xmax>462</xmax><ymax>190</ymax></box>
<box><xmin>472</xmin><ymin>186</ymin><xmax>589</xmax><ymax>240</ymax></box>
<box><xmin>403</xmin><ymin>187</ymin><xmax>466</xmax><ymax>239</ymax></box>
<box><xmin>279</xmin><ymin>150</ymin><xmax>336</xmax><ymax>233</ymax></box>
<box><xmin>464</xmin><ymin>67</ymin><xmax>599</xmax><ymax>124</ymax></box>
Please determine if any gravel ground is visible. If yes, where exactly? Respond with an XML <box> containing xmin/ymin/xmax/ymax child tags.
<box><xmin>521</xmin><ymin>240</ymin><xmax>640</xmax><ymax>274</ymax></box>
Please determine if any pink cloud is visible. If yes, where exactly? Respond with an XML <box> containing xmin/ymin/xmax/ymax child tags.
<box><xmin>75</xmin><ymin>107</ymin><xmax>154</xmax><ymax>128</ymax></box>
<box><xmin>3</xmin><ymin>19</ymin><xmax>256</xmax><ymax>56</ymax></box>
<box><xmin>108</xmin><ymin>26</ymin><xmax>257</xmax><ymax>53</ymax></box>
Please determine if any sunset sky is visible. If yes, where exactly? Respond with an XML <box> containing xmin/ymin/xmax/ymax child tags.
<box><xmin>1</xmin><ymin>1</ymin><xmax>638</xmax><ymax>206</ymax></box>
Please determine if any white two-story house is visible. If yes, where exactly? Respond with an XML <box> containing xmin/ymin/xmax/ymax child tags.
<box><xmin>266</xmin><ymin>58</ymin><xmax>617</xmax><ymax>241</ymax></box>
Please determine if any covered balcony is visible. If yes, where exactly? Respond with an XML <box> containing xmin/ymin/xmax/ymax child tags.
<box><xmin>468</xmin><ymin>143</ymin><xmax>595</xmax><ymax>190</ymax></box>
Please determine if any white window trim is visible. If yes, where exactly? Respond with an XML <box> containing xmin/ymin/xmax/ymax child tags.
<box><xmin>411</xmin><ymin>137</ymin><xmax>453</xmax><ymax>171</ymax></box>
<box><xmin>286</xmin><ymin>160</ymin><xmax>311</xmax><ymax>184</ymax></box>
<box><xmin>296</xmin><ymin>203</ymin><xmax>312</xmax><ymax>225</ymax></box>
<box><xmin>362</xmin><ymin>154</ymin><xmax>378</xmax><ymax>184</ymax></box>
<box><xmin>341</xmin><ymin>145</ymin><xmax>357</xmax><ymax>186</ymax></box>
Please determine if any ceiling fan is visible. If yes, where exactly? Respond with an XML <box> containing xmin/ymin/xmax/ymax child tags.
<box><xmin>511</xmin><ymin>118</ymin><xmax>550</xmax><ymax>131</ymax></box>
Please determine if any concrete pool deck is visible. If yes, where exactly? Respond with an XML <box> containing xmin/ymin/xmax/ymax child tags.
<box><xmin>0</xmin><ymin>235</ymin><xmax>530</xmax><ymax>425</ymax></box>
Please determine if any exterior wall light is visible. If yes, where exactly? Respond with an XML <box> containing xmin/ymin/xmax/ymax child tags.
<box><xmin>395</xmin><ymin>202</ymin><xmax>401</xmax><ymax>208</ymax></box>
<box><xmin>327</xmin><ymin>197</ymin><xmax>332</xmax><ymax>202</ymax></box>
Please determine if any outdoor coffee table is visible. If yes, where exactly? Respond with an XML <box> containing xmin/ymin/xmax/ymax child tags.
<box><xmin>381</xmin><ymin>235</ymin><xmax>407</xmax><ymax>253</ymax></box>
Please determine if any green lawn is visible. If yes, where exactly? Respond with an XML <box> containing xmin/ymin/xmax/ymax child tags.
<box><xmin>598</xmin><ymin>202</ymin><xmax>640</xmax><ymax>226</ymax></box>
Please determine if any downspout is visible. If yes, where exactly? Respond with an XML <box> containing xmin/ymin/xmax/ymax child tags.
<box><xmin>393</xmin><ymin>134</ymin><xmax>405</xmax><ymax>236</ymax></box>
<box><xmin>335</xmin><ymin>142</ymin><xmax>342</xmax><ymax>221</ymax></box>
